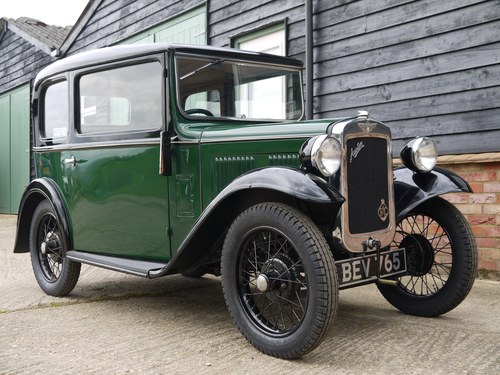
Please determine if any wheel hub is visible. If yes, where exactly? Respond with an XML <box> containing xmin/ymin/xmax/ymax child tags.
<box><xmin>40</xmin><ymin>231</ymin><xmax>60</xmax><ymax>256</ymax></box>
<box><xmin>257</xmin><ymin>255</ymin><xmax>297</xmax><ymax>301</ymax></box>
<box><xmin>401</xmin><ymin>234</ymin><xmax>435</xmax><ymax>276</ymax></box>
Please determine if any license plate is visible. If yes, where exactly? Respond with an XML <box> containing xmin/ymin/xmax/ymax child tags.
<box><xmin>335</xmin><ymin>248</ymin><xmax>406</xmax><ymax>288</ymax></box>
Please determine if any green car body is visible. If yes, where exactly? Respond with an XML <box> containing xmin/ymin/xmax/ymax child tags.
<box><xmin>14</xmin><ymin>44</ymin><xmax>477</xmax><ymax>359</ymax></box>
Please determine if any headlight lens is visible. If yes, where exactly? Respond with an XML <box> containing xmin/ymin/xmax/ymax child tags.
<box><xmin>310</xmin><ymin>135</ymin><xmax>342</xmax><ymax>176</ymax></box>
<box><xmin>401</xmin><ymin>137</ymin><xmax>437</xmax><ymax>172</ymax></box>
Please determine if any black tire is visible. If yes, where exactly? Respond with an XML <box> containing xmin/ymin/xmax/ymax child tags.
<box><xmin>221</xmin><ymin>203</ymin><xmax>338</xmax><ymax>359</ymax></box>
<box><xmin>377</xmin><ymin>197</ymin><xmax>477</xmax><ymax>317</ymax></box>
<box><xmin>29</xmin><ymin>200</ymin><xmax>81</xmax><ymax>297</ymax></box>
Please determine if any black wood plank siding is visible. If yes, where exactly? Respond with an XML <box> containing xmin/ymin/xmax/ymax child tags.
<box><xmin>65</xmin><ymin>0</ymin><xmax>205</xmax><ymax>55</ymax></box>
<box><xmin>210</xmin><ymin>0</ymin><xmax>305</xmax><ymax>52</ymax></box>
<box><xmin>313</xmin><ymin>0</ymin><xmax>500</xmax><ymax>155</ymax></box>
<box><xmin>209</xmin><ymin>0</ymin><xmax>500</xmax><ymax>155</ymax></box>
<box><xmin>0</xmin><ymin>28</ymin><xmax>53</xmax><ymax>94</ymax></box>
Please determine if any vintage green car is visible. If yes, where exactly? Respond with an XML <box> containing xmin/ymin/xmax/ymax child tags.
<box><xmin>14</xmin><ymin>44</ymin><xmax>477</xmax><ymax>358</ymax></box>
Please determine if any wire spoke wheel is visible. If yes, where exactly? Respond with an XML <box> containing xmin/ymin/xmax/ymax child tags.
<box><xmin>393</xmin><ymin>213</ymin><xmax>452</xmax><ymax>297</ymax></box>
<box><xmin>30</xmin><ymin>200</ymin><xmax>81</xmax><ymax>296</ymax></box>
<box><xmin>239</xmin><ymin>228</ymin><xmax>308</xmax><ymax>334</ymax></box>
<box><xmin>222</xmin><ymin>203</ymin><xmax>338</xmax><ymax>359</ymax></box>
<box><xmin>36</xmin><ymin>213</ymin><xmax>64</xmax><ymax>282</ymax></box>
<box><xmin>377</xmin><ymin>197</ymin><xmax>477</xmax><ymax>317</ymax></box>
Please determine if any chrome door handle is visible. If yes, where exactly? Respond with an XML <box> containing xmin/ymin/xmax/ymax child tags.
<box><xmin>62</xmin><ymin>156</ymin><xmax>77</xmax><ymax>167</ymax></box>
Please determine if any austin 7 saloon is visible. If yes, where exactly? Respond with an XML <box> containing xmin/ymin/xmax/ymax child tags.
<box><xmin>14</xmin><ymin>44</ymin><xmax>477</xmax><ymax>358</ymax></box>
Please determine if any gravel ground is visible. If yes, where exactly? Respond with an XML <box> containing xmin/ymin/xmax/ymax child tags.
<box><xmin>0</xmin><ymin>214</ymin><xmax>499</xmax><ymax>374</ymax></box>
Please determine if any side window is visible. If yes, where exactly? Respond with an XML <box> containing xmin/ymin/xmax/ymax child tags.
<box><xmin>78</xmin><ymin>62</ymin><xmax>163</xmax><ymax>134</ymax></box>
<box><xmin>43</xmin><ymin>81</ymin><xmax>68</xmax><ymax>141</ymax></box>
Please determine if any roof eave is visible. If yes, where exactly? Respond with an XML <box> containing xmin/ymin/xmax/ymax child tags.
<box><xmin>59</xmin><ymin>0</ymin><xmax>104</xmax><ymax>57</ymax></box>
<box><xmin>0</xmin><ymin>18</ymin><xmax>7</xmax><ymax>45</ymax></box>
<box><xmin>4</xmin><ymin>19</ymin><xmax>53</xmax><ymax>54</ymax></box>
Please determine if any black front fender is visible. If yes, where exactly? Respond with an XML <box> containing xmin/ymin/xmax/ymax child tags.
<box><xmin>213</xmin><ymin>166</ymin><xmax>345</xmax><ymax>205</ymax></box>
<box><xmin>149</xmin><ymin>167</ymin><xmax>344</xmax><ymax>277</ymax></box>
<box><xmin>394</xmin><ymin>166</ymin><xmax>472</xmax><ymax>220</ymax></box>
<box><xmin>13</xmin><ymin>178</ymin><xmax>71</xmax><ymax>253</ymax></box>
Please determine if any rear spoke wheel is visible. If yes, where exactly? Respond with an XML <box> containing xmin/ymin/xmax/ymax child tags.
<box><xmin>37</xmin><ymin>213</ymin><xmax>64</xmax><ymax>281</ymax></box>
<box><xmin>30</xmin><ymin>201</ymin><xmax>81</xmax><ymax>297</ymax></box>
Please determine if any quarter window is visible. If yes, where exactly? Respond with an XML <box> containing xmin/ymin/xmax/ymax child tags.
<box><xmin>78</xmin><ymin>62</ymin><xmax>163</xmax><ymax>134</ymax></box>
<box><xmin>43</xmin><ymin>80</ymin><xmax>68</xmax><ymax>141</ymax></box>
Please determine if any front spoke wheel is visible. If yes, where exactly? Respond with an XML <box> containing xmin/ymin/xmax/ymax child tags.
<box><xmin>221</xmin><ymin>203</ymin><xmax>338</xmax><ymax>358</ymax></box>
<box><xmin>239</xmin><ymin>228</ymin><xmax>308</xmax><ymax>334</ymax></box>
<box><xmin>377</xmin><ymin>197</ymin><xmax>477</xmax><ymax>317</ymax></box>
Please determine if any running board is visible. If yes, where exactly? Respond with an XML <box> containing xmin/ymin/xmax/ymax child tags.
<box><xmin>66</xmin><ymin>250</ymin><xmax>167</xmax><ymax>278</ymax></box>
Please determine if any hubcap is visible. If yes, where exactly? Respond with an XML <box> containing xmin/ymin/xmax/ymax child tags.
<box><xmin>255</xmin><ymin>274</ymin><xmax>269</xmax><ymax>292</ymax></box>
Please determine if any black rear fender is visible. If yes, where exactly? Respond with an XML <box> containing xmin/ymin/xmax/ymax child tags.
<box><xmin>13</xmin><ymin>178</ymin><xmax>71</xmax><ymax>254</ymax></box>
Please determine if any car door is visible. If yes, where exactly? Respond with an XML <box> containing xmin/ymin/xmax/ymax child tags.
<box><xmin>63</xmin><ymin>56</ymin><xmax>171</xmax><ymax>261</ymax></box>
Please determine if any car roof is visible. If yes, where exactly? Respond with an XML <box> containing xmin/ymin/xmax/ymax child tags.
<box><xmin>34</xmin><ymin>43</ymin><xmax>303</xmax><ymax>88</ymax></box>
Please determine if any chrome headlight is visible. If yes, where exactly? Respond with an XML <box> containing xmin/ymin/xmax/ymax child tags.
<box><xmin>301</xmin><ymin>135</ymin><xmax>341</xmax><ymax>177</ymax></box>
<box><xmin>400</xmin><ymin>137</ymin><xmax>437</xmax><ymax>172</ymax></box>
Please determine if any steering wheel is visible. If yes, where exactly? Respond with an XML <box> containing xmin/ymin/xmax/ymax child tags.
<box><xmin>185</xmin><ymin>108</ymin><xmax>214</xmax><ymax>117</ymax></box>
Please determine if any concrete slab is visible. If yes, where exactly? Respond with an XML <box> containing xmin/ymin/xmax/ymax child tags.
<box><xmin>0</xmin><ymin>214</ymin><xmax>498</xmax><ymax>374</ymax></box>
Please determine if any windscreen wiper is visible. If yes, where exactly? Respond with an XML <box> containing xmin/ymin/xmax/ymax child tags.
<box><xmin>180</xmin><ymin>59</ymin><xmax>225</xmax><ymax>80</ymax></box>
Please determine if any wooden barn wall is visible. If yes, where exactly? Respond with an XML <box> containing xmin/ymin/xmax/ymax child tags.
<box><xmin>312</xmin><ymin>0</ymin><xmax>500</xmax><ymax>155</ymax></box>
<box><xmin>209</xmin><ymin>0</ymin><xmax>305</xmax><ymax>53</ymax></box>
<box><xmin>209</xmin><ymin>0</ymin><xmax>500</xmax><ymax>155</ymax></box>
<box><xmin>65</xmin><ymin>0</ymin><xmax>206</xmax><ymax>55</ymax></box>
<box><xmin>0</xmin><ymin>28</ymin><xmax>53</xmax><ymax>94</ymax></box>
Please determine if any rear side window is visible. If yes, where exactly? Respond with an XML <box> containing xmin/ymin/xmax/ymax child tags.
<box><xmin>43</xmin><ymin>80</ymin><xmax>68</xmax><ymax>141</ymax></box>
<box><xmin>78</xmin><ymin>61</ymin><xmax>163</xmax><ymax>134</ymax></box>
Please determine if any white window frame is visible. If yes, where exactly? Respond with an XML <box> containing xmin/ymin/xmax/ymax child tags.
<box><xmin>234</xmin><ymin>25</ymin><xmax>287</xmax><ymax>119</ymax></box>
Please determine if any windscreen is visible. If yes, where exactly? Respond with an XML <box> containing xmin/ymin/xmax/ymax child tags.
<box><xmin>176</xmin><ymin>54</ymin><xmax>303</xmax><ymax>121</ymax></box>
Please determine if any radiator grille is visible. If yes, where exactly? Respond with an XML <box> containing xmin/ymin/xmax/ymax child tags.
<box><xmin>346</xmin><ymin>137</ymin><xmax>390</xmax><ymax>234</ymax></box>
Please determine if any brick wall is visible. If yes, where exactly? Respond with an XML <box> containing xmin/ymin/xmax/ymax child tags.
<box><xmin>439</xmin><ymin>156</ymin><xmax>500</xmax><ymax>273</ymax></box>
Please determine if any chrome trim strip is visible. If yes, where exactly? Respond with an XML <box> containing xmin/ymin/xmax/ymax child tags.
<box><xmin>197</xmin><ymin>133</ymin><xmax>315</xmax><ymax>144</ymax></box>
<box><xmin>33</xmin><ymin>138</ymin><xmax>161</xmax><ymax>152</ymax></box>
<box><xmin>33</xmin><ymin>133</ymin><xmax>316</xmax><ymax>152</ymax></box>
